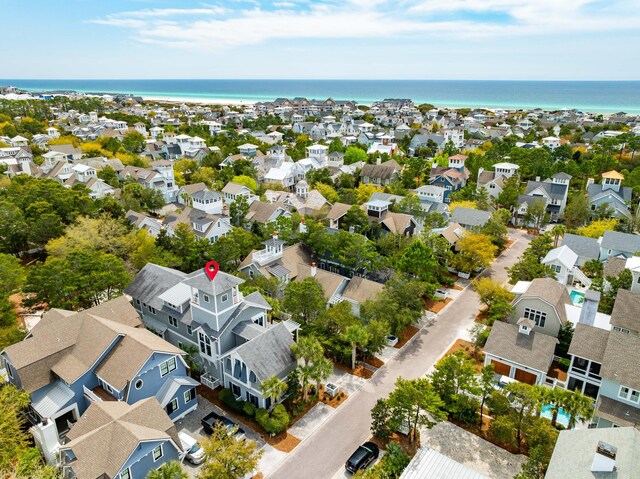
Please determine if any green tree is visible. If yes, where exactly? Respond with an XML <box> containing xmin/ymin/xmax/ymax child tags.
<box><xmin>396</xmin><ymin>239</ymin><xmax>439</xmax><ymax>284</ymax></box>
<box><xmin>97</xmin><ymin>165</ymin><xmax>119</xmax><ymax>187</ymax></box>
<box><xmin>563</xmin><ymin>389</ymin><xmax>594</xmax><ymax>429</ymax></box>
<box><xmin>146</xmin><ymin>461</ymin><xmax>188</xmax><ymax>479</ymax></box>
<box><xmin>229</xmin><ymin>195</ymin><xmax>249</xmax><ymax>227</ymax></box>
<box><xmin>0</xmin><ymin>253</ymin><xmax>26</xmax><ymax>294</ymax></box>
<box><xmin>309</xmin><ymin>356</ymin><xmax>333</xmax><ymax>394</ymax></box>
<box><xmin>283</xmin><ymin>278</ymin><xmax>326</xmax><ymax>324</ymax></box>
<box><xmin>478</xmin><ymin>364</ymin><xmax>496</xmax><ymax>425</ymax></box>
<box><xmin>564</xmin><ymin>193</ymin><xmax>591</xmax><ymax>229</ymax></box>
<box><xmin>496</xmin><ymin>175</ymin><xmax>522</xmax><ymax>209</ymax></box>
<box><xmin>26</xmin><ymin>251</ymin><xmax>130</xmax><ymax>310</ymax></box>
<box><xmin>198</xmin><ymin>422</ymin><xmax>263</xmax><ymax>479</ymax></box>
<box><xmin>451</xmin><ymin>233</ymin><xmax>497</xmax><ymax>273</ymax></box>
<box><xmin>0</xmin><ymin>200</ymin><xmax>28</xmax><ymax>254</ymax></box>
<box><xmin>260</xmin><ymin>375</ymin><xmax>288</xmax><ymax>410</ymax></box>
<box><xmin>504</xmin><ymin>382</ymin><xmax>542</xmax><ymax>451</ymax></box>
<box><xmin>430</xmin><ymin>352</ymin><xmax>479</xmax><ymax>422</ymax></box>
<box><xmin>523</xmin><ymin>198</ymin><xmax>549</xmax><ymax>231</ymax></box>
<box><xmin>387</xmin><ymin>377</ymin><xmax>446</xmax><ymax>444</ymax></box>
<box><xmin>342</xmin><ymin>324</ymin><xmax>370</xmax><ymax>370</ymax></box>
<box><xmin>342</xmin><ymin>205</ymin><xmax>369</xmax><ymax>234</ymax></box>
<box><xmin>370</xmin><ymin>398</ymin><xmax>394</xmax><ymax>443</ymax></box>
<box><xmin>231</xmin><ymin>175</ymin><xmax>257</xmax><ymax>193</ymax></box>
<box><xmin>344</xmin><ymin>146</ymin><xmax>368</xmax><ymax>165</ymax></box>
<box><xmin>0</xmin><ymin>384</ymin><xmax>32</xmax><ymax>472</ymax></box>
<box><xmin>291</xmin><ymin>335</ymin><xmax>324</xmax><ymax>401</ymax></box>
<box><xmin>121</xmin><ymin>130</ymin><xmax>146</xmax><ymax>153</ymax></box>
<box><xmin>508</xmin><ymin>234</ymin><xmax>556</xmax><ymax>283</ymax></box>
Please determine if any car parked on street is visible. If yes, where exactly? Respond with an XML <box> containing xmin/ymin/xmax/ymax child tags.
<box><xmin>201</xmin><ymin>411</ymin><xmax>246</xmax><ymax>440</ymax></box>
<box><xmin>345</xmin><ymin>441</ymin><xmax>379</xmax><ymax>473</ymax></box>
<box><xmin>179</xmin><ymin>431</ymin><xmax>206</xmax><ymax>465</ymax></box>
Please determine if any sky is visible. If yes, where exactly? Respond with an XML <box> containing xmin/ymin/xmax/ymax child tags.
<box><xmin>2</xmin><ymin>0</ymin><xmax>640</xmax><ymax>80</ymax></box>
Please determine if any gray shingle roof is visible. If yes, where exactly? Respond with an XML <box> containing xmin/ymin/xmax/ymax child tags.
<box><xmin>483</xmin><ymin>321</ymin><xmax>557</xmax><ymax>373</ymax></box>
<box><xmin>568</xmin><ymin>323</ymin><xmax>610</xmax><ymax>363</ymax></box>
<box><xmin>451</xmin><ymin>207</ymin><xmax>491</xmax><ymax>228</ymax></box>
<box><xmin>519</xmin><ymin>278</ymin><xmax>572</xmax><ymax>325</ymax></box>
<box><xmin>560</xmin><ymin>233</ymin><xmax>600</xmax><ymax>262</ymax></box>
<box><xmin>601</xmin><ymin>330</ymin><xmax>640</xmax><ymax>390</ymax></box>
<box><xmin>601</xmin><ymin>231</ymin><xmax>640</xmax><ymax>255</ymax></box>
<box><xmin>227</xmin><ymin>323</ymin><xmax>296</xmax><ymax>381</ymax></box>
<box><xmin>587</xmin><ymin>183</ymin><xmax>632</xmax><ymax>201</ymax></box>
<box><xmin>524</xmin><ymin>180</ymin><xmax>568</xmax><ymax>200</ymax></box>
<box><xmin>124</xmin><ymin>263</ymin><xmax>187</xmax><ymax>310</ymax></box>
<box><xmin>183</xmin><ymin>269</ymin><xmax>244</xmax><ymax>296</ymax></box>
<box><xmin>610</xmin><ymin>289</ymin><xmax>640</xmax><ymax>332</ymax></box>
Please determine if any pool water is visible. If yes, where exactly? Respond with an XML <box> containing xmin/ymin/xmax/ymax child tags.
<box><xmin>569</xmin><ymin>290</ymin><xmax>585</xmax><ymax>306</ymax></box>
<box><xmin>541</xmin><ymin>404</ymin><xmax>571</xmax><ymax>428</ymax></box>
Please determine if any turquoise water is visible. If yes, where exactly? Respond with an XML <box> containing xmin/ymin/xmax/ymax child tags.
<box><xmin>570</xmin><ymin>290</ymin><xmax>585</xmax><ymax>306</ymax></box>
<box><xmin>541</xmin><ymin>404</ymin><xmax>571</xmax><ymax>428</ymax></box>
<box><xmin>3</xmin><ymin>79</ymin><xmax>640</xmax><ymax>113</ymax></box>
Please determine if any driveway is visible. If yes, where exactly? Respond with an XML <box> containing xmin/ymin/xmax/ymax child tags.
<box><xmin>267</xmin><ymin>229</ymin><xmax>531</xmax><ymax>479</ymax></box>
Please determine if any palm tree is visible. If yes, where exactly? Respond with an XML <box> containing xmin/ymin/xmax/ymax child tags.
<box><xmin>146</xmin><ymin>460</ymin><xmax>188</xmax><ymax>479</ymax></box>
<box><xmin>342</xmin><ymin>324</ymin><xmax>370</xmax><ymax>371</ymax></box>
<box><xmin>550</xmin><ymin>225</ymin><xmax>566</xmax><ymax>247</ymax></box>
<box><xmin>182</xmin><ymin>344</ymin><xmax>202</xmax><ymax>375</ymax></box>
<box><xmin>564</xmin><ymin>390</ymin><xmax>594</xmax><ymax>429</ymax></box>
<box><xmin>310</xmin><ymin>357</ymin><xmax>333</xmax><ymax>395</ymax></box>
<box><xmin>260</xmin><ymin>375</ymin><xmax>288</xmax><ymax>410</ymax></box>
<box><xmin>291</xmin><ymin>336</ymin><xmax>324</xmax><ymax>401</ymax></box>
<box><xmin>544</xmin><ymin>388</ymin><xmax>567</xmax><ymax>427</ymax></box>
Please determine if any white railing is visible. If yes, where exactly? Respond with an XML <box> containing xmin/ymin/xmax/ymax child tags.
<box><xmin>252</xmin><ymin>249</ymin><xmax>282</xmax><ymax>266</ymax></box>
<box><xmin>200</xmin><ymin>374</ymin><xmax>220</xmax><ymax>390</ymax></box>
<box><xmin>83</xmin><ymin>385</ymin><xmax>101</xmax><ymax>402</ymax></box>
<box><xmin>571</xmin><ymin>267</ymin><xmax>592</xmax><ymax>289</ymax></box>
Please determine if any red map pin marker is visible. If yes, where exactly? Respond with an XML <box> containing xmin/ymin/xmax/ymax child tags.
<box><xmin>204</xmin><ymin>261</ymin><xmax>219</xmax><ymax>281</ymax></box>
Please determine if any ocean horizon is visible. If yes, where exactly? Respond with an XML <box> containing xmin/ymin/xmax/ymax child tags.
<box><xmin>3</xmin><ymin>79</ymin><xmax>640</xmax><ymax>114</ymax></box>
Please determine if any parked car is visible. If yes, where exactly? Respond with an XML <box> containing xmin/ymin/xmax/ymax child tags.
<box><xmin>178</xmin><ymin>431</ymin><xmax>206</xmax><ymax>465</ymax></box>
<box><xmin>201</xmin><ymin>411</ymin><xmax>246</xmax><ymax>440</ymax></box>
<box><xmin>345</xmin><ymin>441</ymin><xmax>379</xmax><ymax>473</ymax></box>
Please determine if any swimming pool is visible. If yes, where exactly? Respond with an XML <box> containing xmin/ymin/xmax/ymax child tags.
<box><xmin>540</xmin><ymin>404</ymin><xmax>571</xmax><ymax>428</ymax></box>
<box><xmin>569</xmin><ymin>290</ymin><xmax>585</xmax><ymax>306</ymax></box>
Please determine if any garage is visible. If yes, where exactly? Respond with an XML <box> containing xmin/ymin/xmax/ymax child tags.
<box><xmin>491</xmin><ymin>360</ymin><xmax>511</xmax><ymax>376</ymax></box>
<box><xmin>514</xmin><ymin>368</ymin><xmax>537</xmax><ymax>385</ymax></box>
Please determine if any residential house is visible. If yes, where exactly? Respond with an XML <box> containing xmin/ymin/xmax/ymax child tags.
<box><xmin>326</xmin><ymin>201</ymin><xmax>418</xmax><ymax>236</ymax></box>
<box><xmin>126</xmin><ymin>210</ymin><xmax>163</xmax><ymax>237</ymax></box>
<box><xmin>360</xmin><ymin>160</ymin><xmax>401</xmax><ymax>186</ymax></box>
<box><xmin>163</xmin><ymin>207</ymin><xmax>232</xmax><ymax>244</ymax></box>
<box><xmin>119</xmin><ymin>161</ymin><xmax>178</xmax><ymax>203</ymax></box>
<box><xmin>561</xmin><ymin>233</ymin><xmax>601</xmax><ymax>266</ymax></box>
<box><xmin>514</xmin><ymin>173</ymin><xmax>571</xmax><ymax>224</ymax></box>
<box><xmin>0</xmin><ymin>297</ymin><xmax>195</xmax><ymax>464</ymax></box>
<box><xmin>483</xmin><ymin>278</ymin><xmax>572</xmax><ymax>385</ymax></box>
<box><xmin>221</xmin><ymin>181</ymin><xmax>257</xmax><ymax>205</ymax></box>
<box><xmin>566</xmin><ymin>290</ymin><xmax>640</xmax><ymax>428</ymax></box>
<box><xmin>245</xmin><ymin>200</ymin><xmax>290</xmax><ymax>226</ymax></box>
<box><xmin>587</xmin><ymin>171</ymin><xmax>633</xmax><ymax>219</ymax></box>
<box><xmin>125</xmin><ymin>263</ymin><xmax>298</xmax><ymax>409</ymax></box>
<box><xmin>264</xmin><ymin>161</ymin><xmax>308</xmax><ymax>189</ymax></box>
<box><xmin>598</xmin><ymin>230</ymin><xmax>640</xmax><ymax>260</ymax></box>
<box><xmin>476</xmin><ymin>162</ymin><xmax>520</xmax><ymax>199</ymax></box>
<box><xmin>264</xmin><ymin>182</ymin><xmax>331</xmax><ymax>215</ymax></box>
<box><xmin>541</xmin><ymin>245</ymin><xmax>592</xmax><ymax>288</ymax></box>
<box><xmin>428</xmin><ymin>154</ymin><xmax>470</xmax><ymax>203</ymax></box>
<box><xmin>545</xmin><ymin>427</ymin><xmax>640</xmax><ymax>479</ymax></box>
<box><xmin>60</xmin><ymin>399</ymin><xmax>184</xmax><ymax>479</ymax></box>
<box><xmin>450</xmin><ymin>207</ymin><xmax>491</xmax><ymax>232</ymax></box>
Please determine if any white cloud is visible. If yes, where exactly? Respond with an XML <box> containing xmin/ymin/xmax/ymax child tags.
<box><xmin>92</xmin><ymin>0</ymin><xmax>640</xmax><ymax>50</ymax></box>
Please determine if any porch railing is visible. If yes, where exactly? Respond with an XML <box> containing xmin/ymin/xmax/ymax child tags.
<box><xmin>200</xmin><ymin>374</ymin><xmax>220</xmax><ymax>390</ymax></box>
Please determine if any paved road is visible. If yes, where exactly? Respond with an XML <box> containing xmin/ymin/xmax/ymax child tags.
<box><xmin>268</xmin><ymin>229</ymin><xmax>531</xmax><ymax>479</ymax></box>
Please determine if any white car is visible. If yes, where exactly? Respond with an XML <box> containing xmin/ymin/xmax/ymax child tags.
<box><xmin>179</xmin><ymin>431</ymin><xmax>206</xmax><ymax>465</ymax></box>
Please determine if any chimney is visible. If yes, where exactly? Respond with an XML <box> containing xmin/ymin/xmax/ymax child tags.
<box><xmin>578</xmin><ymin>290</ymin><xmax>600</xmax><ymax>326</ymax></box>
<box><xmin>299</xmin><ymin>217</ymin><xmax>307</xmax><ymax>234</ymax></box>
<box><xmin>591</xmin><ymin>441</ymin><xmax>617</xmax><ymax>473</ymax></box>
<box><xmin>535</xmin><ymin>176</ymin><xmax>541</xmax><ymax>182</ymax></box>
<box><xmin>376</xmin><ymin>157</ymin><xmax>381</xmax><ymax>165</ymax></box>
<box><xmin>222</xmin><ymin>203</ymin><xmax>229</xmax><ymax>216</ymax></box>
<box><xmin>311</xmin><ymin>262</ymin><xmax>317</xmax><ymax>277</ymax></box>
<box><xmin>273</xmin><ymin>230</ymin><xmax>278</xmax><ymax>240</ymax></box>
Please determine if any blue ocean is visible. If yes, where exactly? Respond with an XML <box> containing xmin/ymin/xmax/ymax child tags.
<box><xmin>3</xmin><ymin>79</ymin><xmax>640</xmax><ymax>113</ymax></box>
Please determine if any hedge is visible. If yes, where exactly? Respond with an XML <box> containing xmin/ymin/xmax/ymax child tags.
<box><xmin>255</xmin><ymin>404</ymin><xmax>290</xmax><ymax>435</ymax></box>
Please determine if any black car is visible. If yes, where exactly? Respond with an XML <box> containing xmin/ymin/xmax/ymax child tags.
<box><xmin>345</xmin><ymin>441</ymin><xmax>379</xmax><ymax>473</ymax></box>
<box><xmin>201</xmin><ymin>411</ymin><xmax>246</xmax><ymax>439</ymax></box>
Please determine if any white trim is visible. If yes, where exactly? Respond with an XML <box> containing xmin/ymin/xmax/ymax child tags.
<box><xmin>167</xmin><ymin>398</ymin><xmax>179</xmax><ymax>415</ymax></box>
<box><xmin>134</xmin><ymin>379</ymin><xmax>144</xmax><ymax>390</ymax></box>
<box><xmin>120</xmin><ymin>467</ymin><xmax>131</xmax><ymax>479</ymax></box>
<box><xmin>152</xmin><ymin>444</ymin><xmax>164</xmax><ymax>462</ymax></box>
<box><xmin>159</xmin><ymin>357</ymin><xmax>177</xmax><ymax>377</ymax></box>
<box><xmin>171</xmin><ymin>402</ymin><xmax>197</xmax><ymax>422</ymax></box>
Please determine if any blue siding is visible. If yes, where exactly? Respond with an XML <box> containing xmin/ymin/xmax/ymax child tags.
<box><xmin>117</xmin><ymin>439</ymin><xmax>181</xmax><ymax>479</ymax></box>
<box><xmin>127</xmin><ymin>353</ymin><xmax>187</xmax><ymax>404</ymax></box>
<box><xmin>165</xmin><ymin>385</ymin><xmax>198</xmax><ymax>421</ymax></box>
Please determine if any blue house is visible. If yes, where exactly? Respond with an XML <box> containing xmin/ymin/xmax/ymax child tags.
<box><xmin>428</xmin><ymin>154</ymin><xmax>470</xmax><ymax>203</ymax></box>
<box><xmin>60</xmin><ymin>398</ymin><xmax>183</xmax><ymax>479</ymax></box>
<box><xmin>587</xmin><ymin>171</ymin><xmax>633</xmax><ymax>219</ymax></box>
<box><xmin>0</xmin><ymin>296</ymin><xmax>197</xmax><ymax>465</ymax></box>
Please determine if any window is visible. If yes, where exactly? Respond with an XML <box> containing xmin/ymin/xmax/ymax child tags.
<box><xmin>203</xmin><ymin>294</ymin><xmax>210</xmax><ymax>303</ymax></box>
<box><xmin>249</xmin><ymin>372</ymin><xmax>257</xmax><ymax>383</ymax></box>
<box><xmin>199</xmin><ymin>332</ymin><xmax>212</xmax><ymax>357</ymax></box>
<box><xmin>148</xmin><ymin>305</ymin><xmax>156</xmax><ymax>315</ymax></box>
<box><xmin>523</xmin><ymin>308</ymin><xmax>546</xmax><ymax>327</ymax></box>
<box><xmin>120</xmin><ymin>468</ymin><xmax>131</xmax><ymax>479</ymax></box>
<box><xmin>135</xmin><ymin>379</ymin><xmax>143</xmax><ymax>390</ymax></box>
<box><xmin>613</xmin><ymin>326</ymin><xmax>630</xmax><ymax>334</ymax></box>
<box><xmin>178</xmin><ymin>342</ymin><xmax>183</xmax><ymax>349</ymax></box>
<box><xmin>619</xmin><ymin>386</ymin><xmax>631</xmax><ymax>400</ymax></box>
<box><xmin>551</xmin><ymin>264</ymin><xmax>562</xmax><ymax>273</ymax></box>
<box><xmin>166</xmin><ymin>398</ymin><xmax>179</xmax><ymax>415</ymax></box>
<box><xmin>221</xmin><ymin>294</ymin><xmax>228</xmax><ymax>303</ymax></box>
<box><xmin>135</xmin><ymin>299</ymin><xmax>140</xmax><ymax>305</ymax></box>
<box><xmin>184</xmin><ymin>388</ymin><xmax>196</xmax><ymax>404</ymax></box>
<box><xmin>160</xmin><ymin>357</ymin><xmax>177</xmax><ymax>377</ymax></box>
<box><xmin>169</xmin><ymin>316</ymin><xmax>178</xmax><ymax>328</ymax></box>
<box><xmin>152</xmin><ymin>444</ymin><xmax>163</xmax><ymax>462</ymax></box>
<box><xmin>187</xmin><ymin>325</ymin><xmax>192</xmax><ymax>336</ymax></box>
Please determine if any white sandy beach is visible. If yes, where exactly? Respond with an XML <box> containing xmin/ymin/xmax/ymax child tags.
<box><xmin>140</xmin><ymin>95</ymin><xmax>258</xmax><ymax>106</ymax></box>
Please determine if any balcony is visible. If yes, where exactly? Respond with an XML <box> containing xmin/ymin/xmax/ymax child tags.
<box><xmin>252</xmin><ymin>249</ymin><xmax>282</xmax><ymax>266</ymax></box>
<box><xmin>200</xmin><ymin>373</ymin><xmax>220</xmax><ymax>390</ymax></box>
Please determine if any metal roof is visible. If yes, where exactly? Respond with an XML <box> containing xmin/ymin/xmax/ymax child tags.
<box><xmin>400</xmin><ymin>447</ymin><xmax>490</xmax><ymax>479</ymax></box>
<box><xmin>158</xmin><ymin>283</ymin><xmax>192</xmax><ymax>306</ymax></box>
<box><xmin>155</xmin><ymin>376</ymin><xmax>199</xmax><ymax>407</ymax></box>
<box><xmin>31</xmin><ymin>381</ymin><xmax>75</xmax><ymax>419</ymax></box>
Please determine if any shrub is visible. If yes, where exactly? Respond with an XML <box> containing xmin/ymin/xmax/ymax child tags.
<box><xmin>557</xmin><ymin>358</ymin><xmax>571</xmax><ymax>372</ymax></box>
<box><xmin>381</xmin><ymin>442</ymin><xmax>410</xmax><ymax>478</ymax></box>
<box><xmin>219</xmin><ymin>388</ymin><xmax>246</xmax><ymax>414</ymax></box>
<box><xmin>476</xmin><ymin>328</ymin><xmax>491</xmax><ymax>348</ymax></box>
<box><xmin>256</xmin><ymin>404</ymin><xmax>290</xmax><ymax>435</ymax></box>
<box><xmin>242</xmin><ymin>401</ymin><xmax>257</xmax><ymax>417</ymax></box>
